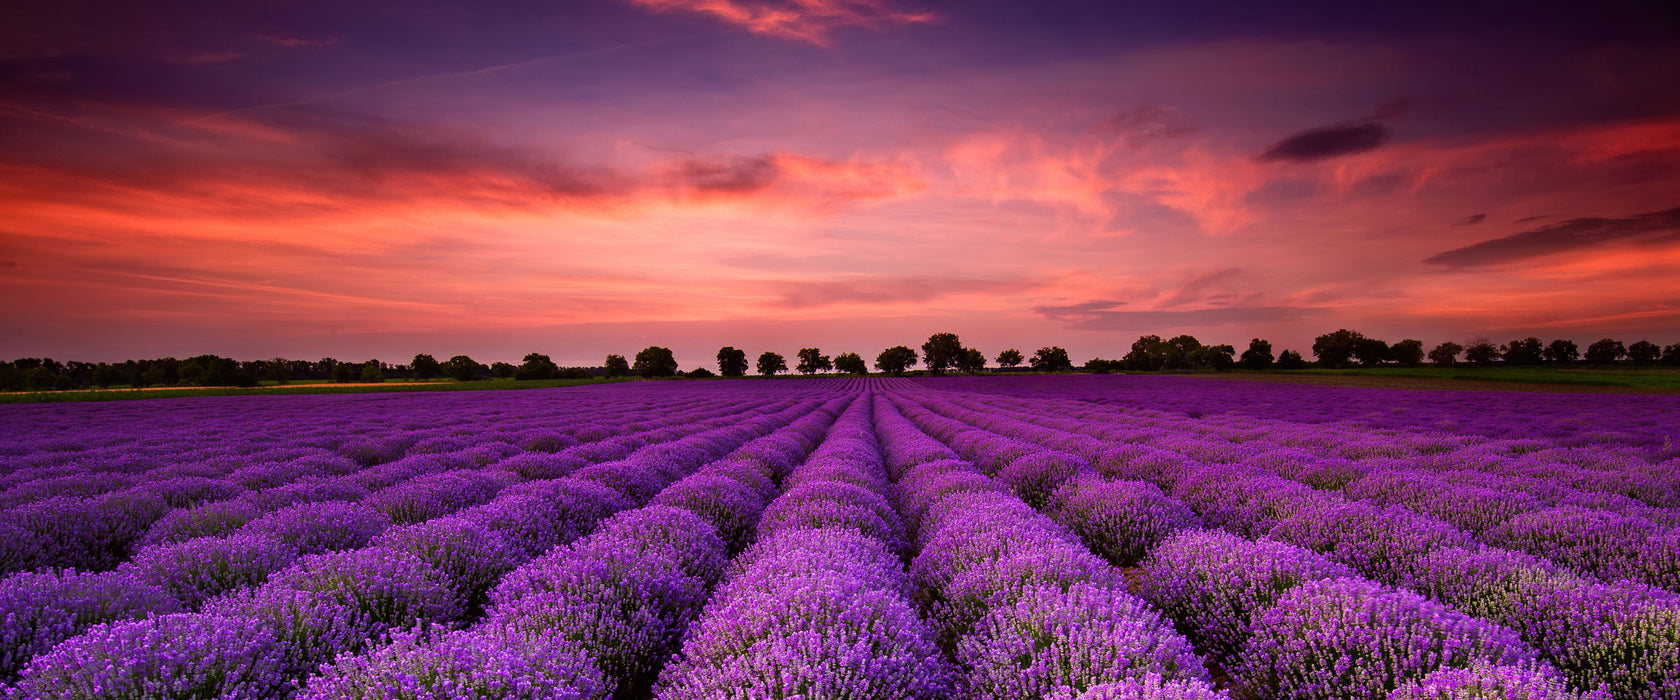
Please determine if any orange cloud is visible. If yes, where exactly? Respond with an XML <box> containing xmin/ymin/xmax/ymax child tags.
<box><xmin>623</xmin><ymin>0</ymin><xmax>934</xmax><ymax>46</ymax></box>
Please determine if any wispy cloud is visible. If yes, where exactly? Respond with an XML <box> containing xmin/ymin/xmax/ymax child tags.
<box><xmin>1425</xmin><ymin>206</ymin><xmax>1680</xmax><ymax>267</ymax></box>
<box><xmin>1259</xmin><ymin>121</ymin><xmax>1388</xmax><ymax>162</ymax></box>
<box><xmin>622</xmin><ymin>0</ymin><xmax>934</xmax><ymax>46</ymax></box>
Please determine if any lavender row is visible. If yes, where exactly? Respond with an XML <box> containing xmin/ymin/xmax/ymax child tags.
<box><xmin>655</xmin><ymin>393</ymin><xmax>954</xmax><ymax>699</ymax></box>
<box><xmin>874</xmin><ymin>391</ymin><xmax>1223</xmax><ymax>700</ymax></box>
<box><xmin>888</xmin><ymin>382</ymin><xmax>1680</xmax><ymax>700</ymax></box>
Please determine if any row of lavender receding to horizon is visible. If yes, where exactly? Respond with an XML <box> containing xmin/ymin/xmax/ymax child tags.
<box><xmin>1</xmin><ymin>375</ymin><xmax>1676</xmax><ymax>699</ymax></box>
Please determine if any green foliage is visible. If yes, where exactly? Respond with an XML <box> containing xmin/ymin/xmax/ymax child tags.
<box><xmin>1351</xmin><ymin>337</ymin><xmax>1389</xmax><ymax>367</ymax></box>
<box><xmin>633</xmin><ymin>346</ymin><xmax>678</xmax><ymax>378</ymax></box>
<box><xmin>411</xmin><ymin>354</ymin><xmax>441</xmax><ymax>381</ymax></box>
<box><xmin>490</xmin><ymin>362</ymin><xmax>516</xmax><ymax>379</ymax></box>
<box><xmin>1085</xmin><ymin>358</ymin><xmax>1121</xmax><ymax>373</ymax></box>
<box><xmin>957</xmin><ymin>347</ymin><xmax>987</xmax><ymax>373</ymax></box>
<box><xmin>1464</xmin><ymin>340</ymin><xmax>1500</xmax><ymax>366</ymax></box>
<box><xmin>1664</xmin><ymin>343</ymin><xmax>1680</xmax><ymax>367</ymax></box>
<box><xmin>716</xmin><ymin>347</ymin><xmax>748</xmax><ymax>377</ymax></box>
<box><xmin>874</xmin><ymin>346</ymin><xmax>918</xmax><ymax>375</ymax></box>
<box><xmin>686</xmin><ymin>367</ymin><xmax>716</xmax><ymax>378</ymax></box>
<box><xmin>360</xmin><ymin>362</ymin><xmax>385</xmax><ymax>383</ymax></box>
<box><xmin>996</xmin><ymin>348</ymin><xmax>1024</xmax><ymax>368</ymax></box>
<box><xmin>267</xmin><ymin>357</ymin><xmax>291</xmax><ymax>384</ymax></box>
<box><xmin>444</xmin><ymin>355</ymin><xmax>481</xmax><ymax>382</ymax></box>
<box><xmin>1276</xmin><ymin>349</ymin><xmax>1307</xmax><ymax>369</ymax></box>
<box><xmin>332</xmin><ymin>362</ymin><xmax>357</xmax><ymax>383</ymax></box>
<box><xmin>515</xmin><ymin>353</ymin><xmax>559</xmax><ymax>380</ymax></box>
<box><xmin>1429</xmin><ymin>341</ymin><xmax>1463</xmax><ymax>366</ymax></box>
<box><xmin>921</xmin><ymin>332</ymin><xmax>964</xmax><ymax>374</ymax></box>
<box><xmin>756</xmin><ymin>351</ymin><xmax>786</xmax><ymax>377</ymax></box>
<box><xmin>1123</xmin><ymin>335</ymin><xmax>1168</xmax><ymax>371</ymax></box>
<box><xmin>1030</xmin><ymin>346</ymin><xmax>1074</xmax><ymax>372</ymax></box>
<box><xmin>1312</xmin><ymin>329</ymin><xmax>1365</xmax><ymax>369</ymax></box>
<box><xmin>604</xmin><ymin>354</ymin><xmax>629</xmax><ymax>378</ymax></box>
<box><xmin>795</xmin><ymin>348</ymin><xmax>832</xmax><ymax>375</ymax></box>
<box><xmin>833</xmin><ymin>352</ymin><xmax>867</xmax><ymax>375</ymax></box>
<box><xmin>1241</xmin><ymin>338</ymin><xmax>1274</xmax><ymax>370</ymax></box>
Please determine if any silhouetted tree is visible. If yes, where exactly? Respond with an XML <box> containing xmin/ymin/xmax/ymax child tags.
<box><xmin>1085</xmin><ymin>358</ymin><xmax>1121</xmax><ymax>373</ymax></box>
<box><xmin>360</xmin><ymin>361</ymin><xmax>386</xmax><ymax>383</ymax></box>
<box><xmin>1389</xmin><ymin>339</ymin><xmax>1425</xmax><ymax>367</ymax></box>
<box><xmin>490</xmin><ymin>362</ymin><xmax>516</xmax><ymax>379</ymax></box>
<box><xmin>717</xmin><ymin>347</ymin><xmax>748</xmax><ymax>377</ymax></box>
<box><xmin>687</xmin><ymin>367</ymin><xmax>715</xmax><ymax>378</ymax></box>
<box><xmin>1428</xmin><ymin>341</ymin><xmax>1463</xmax><ymax>366</ymax></box>
<box><xmin>757</xmin><ymin>351</ymin><xmax>787</xmax><ymax>377</ymax></box>
<box><xmin>996</xmin><ymin>348</ymin><xmax>1024</xmax><ymax>368</ymax></box>
<box><xmin>1199</xmin><ymin>344</ymin><xmax>1236</xmax><ymax>370</ymax></box>
<box><xmin>1502</xmin><ymin>337</ymin><xmax>1544</xmax><ymax>366</ymax></box>
<box><xmin>922</xmin><ymin>333</ymin><xmax>963</xmax><ymax>375</ymax></box>
<box><xmin>1163</xmin><ymin>335</ymin><xmax>1203</xmax><ymax>370</ymax></box>
<box><xmin>445</xmin><ymin>355</ymin><xmax>481</xmax><ymax>381</ymax></box>
<box><xmin>1312</xmin><ymin>329</ymin><xmax>1365</xmax><ymax>369</ymax></box>
<box><xmin>1662</xmin><ymin>343</ymin><xmax>1680</xmax><ymax>367</ymax></box>
<box><xmin>633</xmin><ymin>347</ymin><xmax>678</xmax><ymax>378</ymax></box>
<box><xmin>1240</xmin><ymin>338</ymin><xmax>1274</xmax><ymax>370</ymax></box>
<box><xmin>1585</xmin><ymin>338</ymin><xmax>1625</xmax><ymax>365</ymax></box>
<box><xmin>1544</xmin><ymin>339</ymin><xmax>1579</xmax><ymax>364</ymax></box>
<box><xmin>1122</xmin><ymin>335</ymin><xmax>1167</xmax><ymax>371</ymax></box>
<box><xmin>796</xmin><ymin>348</ymin><xmax>832</xmax><ymax>375</ymax></box>
<box><xmin>834</xmin><ymin>352</ymin><xmax>867</xmax><ymax>375</ymax></box>
<box><xmin>875</xmin><ymin>346</ymin><xmax>918</xmax><ymax>375</ymax></box>
<box><xmin>1627</xmin><ymin>340</ymin><xmax>1661</xmax><ymax>365</ymax></box>
<box><xmin>93</xmin><ymin>363</ymin><xmax>124</xmax><ymax>388</ymax></box>
<box><xmin>267</xmin><ymin>357</ymin><xmax>291</xmax><ymax>384</ymax></box>
<box><xmin>516</xmin><ymin>353</ymin><xmax>559</xmax><ymax>380</ymax></box>
<box><xmin>604</xmin><ymin>354</ymin><xmax>629</xmax><ymax>378</ymax></box>
<box><xmin>1276</xmin><ymin>349</ymin><xmax>1307</xmax><ymax>369</ymax></box>
<box><xmin>1352</xmin><ymin>337</ymin><xmax>1390</xmax><ymax>367</ymax></box>
<box><xmin>1464</xmin><ymin>340</ymin><xmax>1500</xmax><ymax>366</ymax></box>
<box><xmin>957</xmin><ymin>348</ymin><xmax>987</xmax><ymax>373</ymax></box>
<box><xmin>411</xmin><ymin>354</ymin><xmax>441</xmax><ymax>381</ymax></box>
<box><xmin>1030</xmin><ymin>346</ymin><xmax>1074</xmax><ymax>372</ymax></box>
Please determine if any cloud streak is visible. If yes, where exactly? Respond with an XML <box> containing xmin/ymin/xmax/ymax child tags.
<box><xmin>622</xmin><ymin>0</ymin><xmax>934</xmax><ymax>46</ymax></box>
<box><xmin>1259</xmin><ymin>122</ymin><xmax>1389</xmax><ymax>162</ymax></box>
<box><xmin>1425</xmin><ymin>206</ymin><xmax>1680</xmax><ymax>267</ymax></box>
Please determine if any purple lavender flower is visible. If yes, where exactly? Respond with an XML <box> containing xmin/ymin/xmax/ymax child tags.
<box><xmin>8</xmin><ymin>613</ymin><xmax>290</xmax><ymax>700</ymax></box>
<box><xmin>456</xmin><ymin>478</ymin><xmax>631</xmax><ymax>557</ymax></box>
<box><xmin>1049</xmin><ymin>476</ymin><xmax>1203</xmax><ymax>566</ymax></box>
<box><xmin>957</xmin><ymin>582</ymin><xmax>1209</xmax><ymax>700</ymax></box>
<box><xmin>296</xmin><ymin>624</ymin><xmax>610</xmax><ymax>700</ymax></box>
<box><xmin>264</xmin><ymin>548</ymin><xmax>464</xmax><ymax>627</ymax></box>
<box><xmin>1136</xmin><ymin>529</ymin><xmax>1353</xmax><ymax>659</ymax></box>
<box><xmin>124</xmin><ymin>532</ymin><xmax>298</xmax><ymax>608</ymax></box>
<box><xmin>1045</xmin><ymin>675</ymin><xmax>1231</xmax><ymax>700</ymax></box>
<box><xmin>649</xmin><ymin>473</ymin><xmax>768</xmax><ymax>553</ymax></box>
<box><xmin>139</xmin><ymin>498</ymin><xmax>262</xmax><ymax>548</ymax></box>
<box><xmin>368</xmin><ymin>516</ymin><xmax>525</xmax><ymax>616</ymax></box>
<box><xmin>996</xmin><ymin>450</ymin><xmax>1090</xmax><ymax>509</ymax></box>
<box><xmin>1388</xmin><ymin>662</ymin><xmax>1612</xmax><ymax>700</ymax></box>
<box><xmin>1236</xmin><ymin>577</ymin><xmax>1537</xmax><ymax>700</ymax></box>
<box><xmin>240</xmin><ymin>501</ymin><xmax>393</xmax><ymax>555</ymax></box>
<box><xmin>1</xmin><ymin>568</ymin><xmax>181</xmax><ymax>679</ymax></box>
<box><xmin>368</xmin><ymin>469</ymin><xmax>515</xmax><ymax>525</ymax></box>
<box><xmin>1265</xmin><ymin>500</ymin><xmax>1475</xmax><ymax>585</ymax></box>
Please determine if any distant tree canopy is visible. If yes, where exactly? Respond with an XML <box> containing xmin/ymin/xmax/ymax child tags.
<box><xmin>687</xmin><ymin>367</ymin><xmax>715</xmax><ymax>378</ymax></box>
<box><xmin>1389</xmin><ymin>339</ymin><xmax>1425</xmax><ymax>367</ymax></box>
<box><xmin>1030</xmin><ymin>346</ymin><xmax>1074</xmax><ymax>373</ymax></box>
<box><xmin>360</xmin><ymin>361</ymin><xmax>385</xmax><ymax>383</ymax></box>
<box><xmin>996</xmin><ymin>348</ymin><xmax>1024</xmax><ymax>368</ymax></box>
<box><xmin>1240</xmin><ymin>338</ymin><xmax>1274</xmax><ymax>370</ymax></box>
<box><xmin>1429</xmin><ymin>341</ymin><xmax>1463</xmax><ymax>366</ymax></box>
<box><xmin>1312</xmin><ymin>329</ymin><xmax>1365</xmax><ymax>369</ymax></box>
<box><xmin>604</xmin><ymin>354</ymin><xmax>629</xmax><ymax>378</ymax></box>
<box><xmin>875</xmin><ymin>346</ymin><xmax>918</xmax><ymax>375</ymax></box>
<box><xmin>633</xmin><ymin>346</ymin><xmax>678</xmax><ymax>378</ymax></box>
<box><xmin>516</xmin><ymin>352</ymin><xmax>560</xmax><ymax>380</ymax></box>
<box><xmin>1276</xmin><ymin>349</ymin><xmax>1307</xmax><ymax>369</ymax></box>
<box><xmin>757</xmin><ymin>351</ymin><xmax>787</xmax><ymax>377</ymax></box>
<box><xmin>1503</xmin><ymin>337</ymin><xmax>1545</xmax><ymax>366</ymax></box>
<box><xmin>411</xmin><ymin>354</ymin><xmax>441</xmax><ymax>381</ymax></box>
<box><xmin>444</xmin><ymin>355</ymin><xmax>481</xmax><ymax>381</ymax></box>
<box><xmin>1585</xmin><ymin>338</ymin><xmax>1626</xmax><ymax>364</ymax></box>
<box><xmin>490</xmin><ymin>361</ymin><xmax>517</xmax><ymax>379</ymax></box>
<box><xmin>1663</xmin><ymin>343</ymin><xmax>1680</xmax><ymax>367</ymax></box>
<box><xmin>921</xmin><ymin>333</ymin><xmax>964</xmax><ymax>375</ymax></box>
<box><xmin>331</xmin><ymin>362</ymin><xmax>357</xmax><ymax>383</ymax></box>
<box><xmin>1351</xmin><ymin>337</ymin><xmax>1389</xmax><ymax>368</ymax></box>
<box><xmin>1628</xmin><ymin>340</ymin><xmax>1661</xmax><ymax>365</ymax></box>
<box><xmin>1464</xmin><ymin>340</ymin><xmax>1500</xmax><ymax>366</ymax></box>
<box><xmin>957</xmin><ymin>347</ymin><xmax>987</xmax><ymax>373</ymax></box>
<box><xmin>1544</xmin><ymin>339</ymin><xmax>1579</xmax><ymax>364</ymax></box>
<box><xmin>796</xmin><ymin>348</ymin><xmax>833</xmax><ymax>375</ymax></box>
<box><xmin>834</xmin><ymin>352</ymin><xmax>867</xmax><ymax>375</ymax></box>
<box><xmin>717</xmin><ymin>347</ymin><xmax>749</xmax><ymax>377</ymax></box>
<box><xmin>1121</xmin><ymin>335</ymin><xmax>1231</xmax><ymax>371</ymax></box>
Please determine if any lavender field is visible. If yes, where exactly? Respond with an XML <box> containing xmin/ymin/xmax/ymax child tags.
<box><xmin>2</xmin><ymin>376</ymin><xmax>1678</xmax><ymax>700</ymax></box>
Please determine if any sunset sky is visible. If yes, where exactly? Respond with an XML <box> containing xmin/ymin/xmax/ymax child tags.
<box><xmin>3</xmin><ymin>0</ymin><xmax>1678</xmax><ymax>368</ymax></box>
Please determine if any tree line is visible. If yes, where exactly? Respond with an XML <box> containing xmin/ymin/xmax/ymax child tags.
<box><xmin>6</xmin><ymin>330</ymin><xmax>1676</xmax><ymax>392</ymax></box>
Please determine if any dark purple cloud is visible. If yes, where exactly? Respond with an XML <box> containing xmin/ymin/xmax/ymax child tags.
<box><xmin>1425</xmin><ymin>206</ymin><xmax>1680</xmax><ymax>267</ymax></box>
<box><xmin>1035</xmin><ymin>301</ymin><xmax>1316</xmax><ymax>330</ymax></box>
<box><xmin>1259</xmin><ymin>121</ymin><xmax>1388</xmax><ymax>163</ymax></box>
<box><xmin>1455</xmin><ymin>214</ymin><xmax>1487</xmax><ymax>225</ymax></box>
